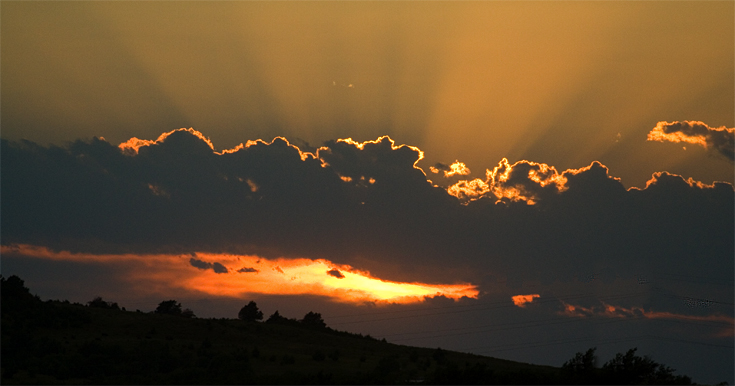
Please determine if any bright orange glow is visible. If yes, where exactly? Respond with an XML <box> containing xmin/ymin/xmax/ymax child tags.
<box><xmin>446</xmin><ymin>178</ymin><xmax>490</xmax><ymax>201</ymax></box>
<box><xmin>447</xmin><ymin>159</ymin><xmax>632</xmax><ymax>205</ymax></box>
<box><xmin>2</xmin><ymin>244</ymin><xmax>478</xmax><ymax>304</ymax></box>
<box><xmin>444</xmin><ymin>161</ymin><xmax>471</xmax><ymax>177</ymax></box>
<box><xmin>447</xmin><ymin>158</ymin><xmax>568</xmax><ymax>204</ymax></box>
<box><xmin>512</xmin><ymin>294</ymin><xmax>540</xmax><ymax>307</ymax></box>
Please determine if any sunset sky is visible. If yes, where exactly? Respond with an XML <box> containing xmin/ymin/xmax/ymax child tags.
<box><xmin>2</xmin><ymin>2</ymin><xmax>733</xmax><ymax>384</ymax></box>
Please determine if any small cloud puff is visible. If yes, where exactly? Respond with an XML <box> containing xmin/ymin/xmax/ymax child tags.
<box><xmin>189</xmin><ymin>257</ymin><xmax>229</xmax><ymax>274</ymax></box>
<box><xmin>647</xmin><ymin>121</ymin><xmax>734</xmax><ymax>161</ymax></box>
<box><xmin>327</xmin><ymin>269</ymin><xmax>345</xmax><ymax>279</ymax></box>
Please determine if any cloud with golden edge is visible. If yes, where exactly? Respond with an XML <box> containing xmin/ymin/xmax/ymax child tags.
<box><xmin>647</xmin><ymin>121</ymin><xmax>735</xmax><ymax>161</ymax></box>
<box><xmin>444</xmin><ymin>161</ymin><xmax>471</xmax><ymax>178</ymax></box>
<box><xmin>333</xmin><ymin>136</ymin><xmax>426</xmax><ymax>173</ymax></box>
<box><xmin>512</xmin><ymin>294</ymin><xmax>540</xmax><ymax>307</ymax></box>
<box><xmin>1</xmin><ymin>244</ymin><xmax>478</xmax><ymax>304</ymax></box>
<box><xmin>447</xmin><ymin>158</ymin><xmax>569</xmax><ymax>205</ymax></box>
<box><xmin>119</xmin><ymin>128</ymin><xmax>322</xmax><ymax>162</ymax></box>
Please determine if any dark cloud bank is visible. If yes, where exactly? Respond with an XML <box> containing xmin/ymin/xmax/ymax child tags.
<box><xmin>2</xmin><ymin>129</ymin><xmax>733</xmax><ymax>288</ymax></box>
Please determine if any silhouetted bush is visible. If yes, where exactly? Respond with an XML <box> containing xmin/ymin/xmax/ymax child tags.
<box><xmin>265</xmin><ymin>310</ymin><xmax>299</xmax><ymax>326</ymax></box>
<box><xmin>87</xmin><ymin>296</ymin><xmax>120</xmax><ymax>310</ymax></box>
<box><xmin>155</xmin><ymin>300</ymin><xmax>182</xmax><ymax>315</ymax></box>
<box><xmin>301</xmin><ymin>311</ymin><xmax>326</xmax><ymax>328</ymax></box>
<box><xmin>238</xmin><ymin>301</ymin><xmax>263</xmax><ymax>322</ymax></box>
<box><xmin>601</xmin><ymin>348</ymin><xmax>692</xmax><ymax>385</ymax></box>
<box><xmin>562</xmin><ymin>347</ymin><xmax>599</xmax><ymax>384</ymax></box>
<box><xmin>560</xmin><ymin>347</ymin><xmax>693</xmax><ymax>385</ymax></box>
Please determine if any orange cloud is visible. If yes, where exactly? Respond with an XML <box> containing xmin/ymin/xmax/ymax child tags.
<box><xmin>559</xmin><ymin>301</ymin><xmax>734</xmax><ymax>337</ymax></box>
<box><xmin>1</xmin><ymin>244</ymin><xmax>478</xmax><ymax>304</ymax></box>
<box><xmin>444</xmin><ymin>161</ymin><xmax>471</xmax><ymax>177</ymax></box>
<box><xmin>647</xmin><ymin>120</ymin><xmax>734</xmax><ymax>161</ymax></box>
<box><xmin>447</xmin><ymin>158</ymin><xmax>569</xmax><ymax>205</ymax></box>
<box><xmin>512</xmin><ymin>294</ymin><xmax>540</xmax><ymax>307</ymax></box>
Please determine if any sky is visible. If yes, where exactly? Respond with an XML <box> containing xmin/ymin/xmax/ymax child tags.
<box><xmin>1</xmin><ymin>1</ymin><xmax>734</xmax><ymax>384</ymax></box>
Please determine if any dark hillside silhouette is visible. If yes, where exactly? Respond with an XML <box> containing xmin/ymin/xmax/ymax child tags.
<box><xmin>1</xmin><ymin>274</ymin><xmax>699</xmax><ymax>384</ymax></box>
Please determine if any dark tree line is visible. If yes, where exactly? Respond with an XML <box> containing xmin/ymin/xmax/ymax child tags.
<box><xmin>238</xmin><ymin>301</ymin><xmax>326</xmax><ymax>328</ymax></box>
<box><xmin>560</xmin><ymin>347</ymin><xmax>693</xmax><ymax>385</ymax></box>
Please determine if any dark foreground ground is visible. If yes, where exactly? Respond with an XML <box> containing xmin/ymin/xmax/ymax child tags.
<box><xmin>1</xmin><ymin>275</ymin><xmax>696</xmax><ymax>384</ymax></box>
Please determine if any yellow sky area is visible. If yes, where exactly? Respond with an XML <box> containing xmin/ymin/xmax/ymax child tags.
<box><xmin>1</xmin><ymin>2</ymin><xmax>732</xmax><ymax>188</ymax></box>
<box><xmin>1</xmin><ymin>245</ymin><xmax>478</xmax><ymax>304</ymax></box>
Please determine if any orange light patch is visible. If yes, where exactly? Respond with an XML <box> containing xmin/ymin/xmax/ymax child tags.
<box><xmin>512</xmin><ymin>294</ymin><xmax>540</xmax><ymax>307</ymax></box>
<box><xmin>444</xmin><ymin>161</ymin><xmax>471</xmax><ymax>177</ymax></box>
<box><xmin>2</xmin><ymin>244</ymin><xmax>478</xmax><ymax>304</ymax></box>
<box><xmin>447</xmin><ymin>178</ymin><xmax>490</xmax><ymax>201</ymax></box>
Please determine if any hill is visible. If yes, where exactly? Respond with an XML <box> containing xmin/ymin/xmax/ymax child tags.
<box><xmin>1</xmin><ymin>275</ymin><xmax>694</xmax><ymax>384</ymax></box>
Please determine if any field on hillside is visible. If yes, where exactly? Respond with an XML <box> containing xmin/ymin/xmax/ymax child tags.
<box><xmin>1</xmin><ymin>278</ymin><xmax>560</xmax><ymax>384</ymax></box>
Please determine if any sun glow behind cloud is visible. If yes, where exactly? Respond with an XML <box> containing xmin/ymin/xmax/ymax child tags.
<box><xmin>512</xmin><ymin>294</ymin><xmax>540</xmax><ymax>307</ymax></box>
<box><xmin>1</xmin><ymin>245</ymin><xmax>478</xmax><ymax>304</ymax></box>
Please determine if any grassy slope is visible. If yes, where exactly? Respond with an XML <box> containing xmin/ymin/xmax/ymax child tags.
<box><xmin>2</xmin><ymin>300</ymin><xmax>562</xmax><ymax>384</ymax></box>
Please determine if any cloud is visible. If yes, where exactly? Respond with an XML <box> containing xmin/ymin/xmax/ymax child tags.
<box><xmin>1</xmin><ymin>129</ymin><xmax>732</xmax><ymax>294</ymax></box>
<box><xmin>443</xmin><ymin>161</ymin><xmax>471</xmax><ymax>178</ymax></box>
<box><xmin>558</xmin><ymin>301</ymin><xmax>734</xmax><ymax>337</ymax></box>
<box><xmin>1</xmin><ymin>244</ymin><xmax>477</xmax><ymax>304</ymax></box>
<box><xmin>512</xmin><ymin>294</ymin><xmax>540</xmax><ymax>307</ymax></box>
<box><xmin>647</xmin><ymin>121</ymin><xmax>735</xmax><ymax>161</ymax></box>
<box><xmin>447</xmin><ymin>158</ymin><xmax>606</xmax><ymax>205</ymax></box>
<box><xmin>189</xmin><ymin>257</ymin><xmax>229</xmax><ymax>274</ymax></box>
<box><xmin>238</xmin><ymin>267</ymin><xmax>259</xmax><ymax>273</ymax></box>
<box><xmin>429</xmin><ymin>162</ymin><xmax>450</xmax><ymax>174</ymax></box>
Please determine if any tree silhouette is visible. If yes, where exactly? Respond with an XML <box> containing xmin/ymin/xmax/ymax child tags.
<box><xmin>561</xmin><ymin>347</ymin><xmax>693</xmax><ymax>385</ymax></box>
<box><xmin>181</xmin><ymin>308</ymin><xmax>196</xmax><ymax>318</ymax></box>
<box><xmin>562</xmin><ymin>347</ymin><xmax>598</xmax><ymax>384</ymax></box>
<box><xmin>87</xmin><ymin>296</ymin><xmax>120</xmax><ymax>310</ymax></box>
<box><xmin>301</xmin><ymin>311</ymin><xmax>326</xmax><ymax>328</ymax></box>
<box><xmin>1</xmin><ymin>275</ymin><xmax>31</xmax><ymax>298</ymax></box>
<box><xmin>155</xmin><ymin>300</ymin><xmax>182</xmax><ymax>315</ymax></box>
<box><xmin>238</xmin><ymin>301</ymin><xmax>263</xmax><ymax>322</ymax></box>
<box><xmin>601</xmin><ymin>347</ymin><xmax>692</xmax><ymax>385</ymax></box>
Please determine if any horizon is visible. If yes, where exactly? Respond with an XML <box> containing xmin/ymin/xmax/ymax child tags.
<box><xmin>2</xmin><ymin>2</ymin><xmax>733</xmax><ymax>384</ymax></box>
